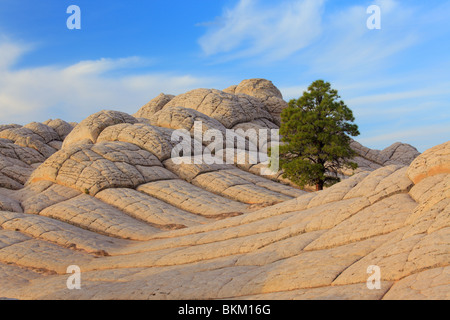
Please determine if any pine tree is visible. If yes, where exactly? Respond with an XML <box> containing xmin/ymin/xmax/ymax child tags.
<box><xmin>279</xmin><ymin>80</ymin><xmax>360</xmax><ymax>191</ymax></box>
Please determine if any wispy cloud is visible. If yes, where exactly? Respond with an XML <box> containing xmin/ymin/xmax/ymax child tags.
<box><xmin>347</xmin><ymin>84</ymin><xmax>450</xmax><ymax>107</ymax></box>
<box><xmin>0</xmin><ymin>39</ymin><xmax>31</xmax><ymax>70</ymax></box>
<box><xmin>0</xmin><ymin>40</ymin><xmax>213</xmax><ymax>124</ymax></box>
<box><xmin>298</xmin><ymin>0</ymin><xmax>420</xmax><ymax>77</ymax></box>
<box><xmin>359</xmin><ymin>123</ymin><xmax>450</xmax><ymax>152</ymax></box>
<box><xmin>63</xmin><ymin>56</ymin><xmax>149</xmax><ymax>76</ymax></box>
<box><xmin>197</xmin><ymin>0</ymin><xmax>421</xmax><ymax>70</ymax></box>
<box><xmin>198</xmin><ymin>0</ymin><xmax>324</xmax><ymax>61</ymax></box>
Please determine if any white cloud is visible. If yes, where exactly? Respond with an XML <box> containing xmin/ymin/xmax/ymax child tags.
<box><xmin>0</xmin><ymin>40</ymin><xmax>30</xmax><ymax>70</ymax></box>
<box><xmin>63</xmin><ymin>56</ymin><xmax>147</xmax><ymax>76</ymax></box>
<box><xmin>299</xmin><ymin>0</ymin><xmax>420</xmax><ymax>76</ymax></box>
<box><xmin>198</xmin><ymin>0</ymin><xmax>324</xmax><ymax>61</ymax></box>
<box><xmin>197</xmin><ymin>0</ymin><xmax>420</xmax><ymax>70</ymax></box>
<box><xmin>0</xmin><ymin>41</ymin><xmax>213</xmax><ymax>124</ymax></box>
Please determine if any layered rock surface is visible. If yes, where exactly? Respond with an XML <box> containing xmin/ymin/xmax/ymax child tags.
<box><xmin>0</xmin><ymin>79</ymin><xmax>447</xmax><ymax>300</ymax></box>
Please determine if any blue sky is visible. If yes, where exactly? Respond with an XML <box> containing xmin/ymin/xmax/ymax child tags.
<box><xmin>0</xmin><ymin>0</ymin><xmax>449</xmax><ymax>152</ymax></box>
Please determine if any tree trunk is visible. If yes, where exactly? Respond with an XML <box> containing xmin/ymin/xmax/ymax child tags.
<box><xmin>316</xmin><ymin>181</ymin><xmax>324</xmax><ymax>191</ymax></box>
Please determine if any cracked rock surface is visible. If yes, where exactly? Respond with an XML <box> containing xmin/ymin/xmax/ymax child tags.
<box><xmin>0</xmin><ymin>79</ymin><xmax>447</xmax><ymax>300</ymax></box>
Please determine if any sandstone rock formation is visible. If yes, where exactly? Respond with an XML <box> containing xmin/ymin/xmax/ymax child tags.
<box><xmin>0</xmin><ymin>79</ymin><xmax>447</xmax><ymax>300</ymax></box>
<box><xmin>224</xmin><ymin>79</ymin><xmax>288</xmax><ymax>126</ymax></box>
<box><xmin>134</xmin><ymin>93</ymin><xmax>175</xmax><ymax>119</ymax></box>
<box><xmin>0</xmin><ymin>120</ymin><xmax>73</xmax><ymax>190</ymax></box>
<box><xmin>350</xmin><ymin>140</ymin><xmax>421</xmax><ymax>173</ymax></box>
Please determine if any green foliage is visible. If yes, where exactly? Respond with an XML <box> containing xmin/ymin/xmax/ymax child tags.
<box><xmin>278</xmin><ymin>80</ymin><xmax>360</xmax><ymax>190</ymax></box>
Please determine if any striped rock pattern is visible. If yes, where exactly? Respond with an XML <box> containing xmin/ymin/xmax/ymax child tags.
<box><xmin>0</xmin><ymin>79</ymin><xmax>447</xmax><ymax>300</ymax></box>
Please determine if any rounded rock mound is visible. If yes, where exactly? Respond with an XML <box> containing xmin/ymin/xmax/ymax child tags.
<box><xmin>225</xmin><ymin>79</ymin><xmax>287</xmax><ymax>126</ymax></box>
<box><xmin>407</xmin><ymin>141</ymin><xmax>450</xmax><ymax>184</ymax></box>
<box><xmin>162</xmin><ymin>88</ymin><xmax>274</xmax><ymax>129</ymax></box>
<box><xmin>62</xmin><ymin>110</ymin><xmax>138</xmax><ymax>148</ymax></box>
<box><xmin>134</xmin><ymin>93</ymin><xmax>175</xmax><ymax>119</ymax></box>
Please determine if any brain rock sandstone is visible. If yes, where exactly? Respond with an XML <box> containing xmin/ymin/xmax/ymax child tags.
<box><xmin>0</xmin><ymin>79</ymin><xmax>448</xmax><ymax>300</ymax></box>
